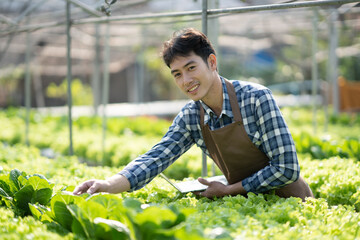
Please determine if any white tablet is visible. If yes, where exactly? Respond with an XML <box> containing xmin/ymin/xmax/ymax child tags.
<box><xmin>160</xmin><ymin>173</ymin><xmax>228</xmax><ymax>193</ymax></box>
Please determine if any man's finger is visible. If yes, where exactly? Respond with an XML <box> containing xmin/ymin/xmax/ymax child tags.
<box><xmin>193</xmin><ymin>191</ymin><xmax>201</xmax><ymax>196</ymax></box>
<box><xmin>197</xmin><ymin>177</ymin><xmax>210</xmax><ymax>186</ymax></box>
<box><xmin>73</xmin><ymin>180</ymin><xmax>94</xmax><ymax>195</ymax></box>
<box><xmin>73</xmin><ymin>184</ymin><xmax>86</xmax><ymax>195</ymax></box>
<box><xmin>87</xmin><ymin>182</ymin><xmax>100</xmax><ymax>195</ymax></box>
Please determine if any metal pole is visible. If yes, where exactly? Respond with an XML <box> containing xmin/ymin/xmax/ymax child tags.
<box><xmin>202</xmin><ymin>0</ymin><xmax>208</xmax><ymax>35</ymax></box>
<box><xmin>92</xmin><ymin>24</ymin><xmax>101</xmax><ymax>115</ymax></box>
<box><xmin>25</xmin><ymin>28</ymin><xmax>31</xmax><ymax>146</ymax></box>
<box><xmin>209</xmin><ymin>0</ymin><xmax>219</xmax><ymax>176</ymax></box>
<box><xmin>102</xmin><ymin>23</ymin><xmax>110</xmax><ymax>165</ymax></box>
<box><xmin>329</xmin><ymin>7</ymin><xmax>340</xmax><ymax>115</ymax></box>
<box><xmin>65</xmin><ymin>0</ymin><xmax>102</xmax><ymax>17</ymax></box>
<box><xmin>66</xmin><ymin>1</ymin><xmax>74</xmax><ymax>155</ymax></box>
<box><xmin>201</xmin><ymin>0</ymin><xmax>208</xmax><ymax>178</ymax></box>
<box><xmin>136</xmin><ymin>26</ymin><xmax>146</xmax><ymax>103</ymax></box>
<box><xmin>311</xmin><ymin>8</ymin><xmax>319</xmax><ymax>134</ymax></box>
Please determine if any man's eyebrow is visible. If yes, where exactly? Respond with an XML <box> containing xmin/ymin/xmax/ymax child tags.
<box><xmin>171</xmin><ymin>69</ymin><xmax>179</xmax><ymax>75</ymax></box>
<box><xmin>171</xmin><ymin>60</ymin><xmax>196</xmax><ymax>75</ymax></box>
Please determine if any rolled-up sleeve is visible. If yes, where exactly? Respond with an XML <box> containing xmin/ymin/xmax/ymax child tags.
<box><xmin>241</xmin><ymin>89</ymin><xmax>300</xmax><ymax>193</ymax></box>
<box><xmin>119</xmin><ymin>108</ymin><xmax>195</xmax><ymax>191</ymax></box>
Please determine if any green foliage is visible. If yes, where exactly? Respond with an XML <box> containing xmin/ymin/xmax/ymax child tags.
<box><xmin>0</xmin><ymin>143</ymin><xmax>360</xmax><ymax>239</ymax></box>
<box><xmin>1</xmin><ymin>107</ymin><xmax>360</xmax><ymax>181</ymax></box>
<box><xmin>0</xmin><ymin>67</ymin><xmax>24</xmax><ymax>107</ymax></box>
<box><xmin>280</xmin><ymin>107</ymin><xmax>360</xmax><ymax>161</ymax></box>
<box><xmin>0</xmin><ymin>67</ymin><xmax>23</xmax><ymax>88</ymax></box>
<box><xmin>0</xmin><ymin>169</ymin><xmax>54</xmax><ymax>217</ymax></box>
<box><xmin>143</xmin><ymin>47</ymin><xmax>185</xmax><ymax>100</ymax></box>
<box><xmin>1</xmin><ymin>107</ymin><xmax>360</xmax><ymax>238</ymax></box>
<box><xmin>292</xmin><ymin>131</ymin><xmax>360</xmax><ymax>160</ymax></box>
<box><xmin>0</xmin><ymin>207</ymin><xmax>75</xmax><ymax>240</ymax></box>
<box><xmin>31</xmin><ymin>191</ymin><xmax>198</xmax><ymax>240</ymax></box>
<box><xmin>46</xmin><ymin>78</ymin><xmax>93</xmax><ymax>106</ymax></box>
<box><xmin>0</xmin><ymin>109</ymin><xmax>171</xmax><ymax>167</ymax></box>
<box><xmin>339</xmin><ymin>56</ymin><xmax>360</xmax><ymax>82</ymax></box>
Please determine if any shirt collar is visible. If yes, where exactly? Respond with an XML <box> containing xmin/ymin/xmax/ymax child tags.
<box><xmin>199</xmin><ymin>76</ymin><xmax>234</xmax><ymax>123</ymax></box>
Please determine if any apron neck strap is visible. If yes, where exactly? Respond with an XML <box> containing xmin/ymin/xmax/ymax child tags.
<box><xmin>224</xmin><ymin>79</ymin><xmax>242</xmax><ymax>123</ymax></box>
<box><xmin>199</xmin><ymin>79</ymin><xmax>242</xmax><ymax>126</ymax></box>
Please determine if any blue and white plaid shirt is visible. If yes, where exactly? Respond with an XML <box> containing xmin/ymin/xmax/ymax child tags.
<box><xmin>120</xmin><ymin>76</ymin><xmax>300</xmax><ymax>193</ymax></box>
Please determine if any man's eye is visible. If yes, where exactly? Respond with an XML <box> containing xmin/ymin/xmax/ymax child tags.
<box><xmin>189</xmin><ymin>66</ymin><xmax>195</xmax><ymax>70</ymax></box>
<box><xmin>174</xmin><ymin>73</ymin><xmax>181</xmax><ymax>78</ymax></box>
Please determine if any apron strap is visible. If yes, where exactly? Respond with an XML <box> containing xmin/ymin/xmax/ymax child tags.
<box><xmin>224</xmin><ymin>79</ymin><xmax>242</xmax><ymax>123</ymax></box>
<box><xmin>199</xmin><ymin>79</ymin><xmax>243</xmax><ymax>126</ymax></box>
<box><xmin>200</xmin><ymin>103</ymin><xmax>205</xmax><ymax>128</ymax></box>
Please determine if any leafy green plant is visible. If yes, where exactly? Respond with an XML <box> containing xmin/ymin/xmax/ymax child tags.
<box><xmin>46</xmin><ymin>78</ymin><xmax>93</xmax><ymax>106</ymax></box>
<box><xmin>29</xmin><ymin>191</ymin><xmax>201</xmax><ymax>240</ymax></box>
<box><xmin>0</xmin><ymin>169</ymin><xmax>54</xmax><ymax>217</ymax></box>
<box><xmin>0</xmin><ymin>143</ymin><xmax>360</xmax><ymax>239</ymax></box>
<box><xmin>0</xmin><ymin>207</ymin><xmax>75</xmax><ymax>240</ymax></box>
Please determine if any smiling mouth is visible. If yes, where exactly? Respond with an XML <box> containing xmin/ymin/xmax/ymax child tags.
<box><xmin>187</xmin><ymin>84</ymin><xmax>199</xmax><ymax>93</ymax></box>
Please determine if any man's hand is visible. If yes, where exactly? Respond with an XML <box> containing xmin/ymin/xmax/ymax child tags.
<box><xmin>73</xmin><ymin>179</ymin><xmax>111</xmax><ymax>195</ymax></box>
<box><xmin>194</xmin><ymin>177</ymin><xmax>247</xmax><ymax>199</ymax></box>
<box><xmin>193</xmin><ymin>177</ymin><xmax>229</xmax><ymax>198</ymax></box>
<box><xmin>73</xmin><ymin>174</ymin><xmax>130</xmax><ymax>195</ymax></box>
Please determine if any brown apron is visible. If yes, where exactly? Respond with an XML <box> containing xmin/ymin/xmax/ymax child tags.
<box><xmin>199</xmin><ymin>80</ymin><xmax>313</xmax><ymax>201</ymax></box>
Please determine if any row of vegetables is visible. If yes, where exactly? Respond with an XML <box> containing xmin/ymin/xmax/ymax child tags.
<box><xmin>0</xmin><ymin>142</ymin><xmax>359</xmax><ymax>239</ymax></box>
<box><xmin>0</xmin><ymin>107</ymin><xmax>359</xmax><ymax>239</ymax></box>
<box><xmin>0</xmin><ymin>108</ymin><xmax>359</xmax><ymax>178</ymax></box>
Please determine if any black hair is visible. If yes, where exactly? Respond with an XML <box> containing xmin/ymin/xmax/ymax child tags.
<box><xmin>162</xmin><ymin>28</ymin><xmax>216</xmax><ymax>67</ymax></box>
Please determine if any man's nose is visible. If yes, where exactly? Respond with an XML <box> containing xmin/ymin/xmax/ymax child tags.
<box><xmin>183</xmin><ymin>73</ymin><xmax>192</xmax><ymax>86</ymax></box>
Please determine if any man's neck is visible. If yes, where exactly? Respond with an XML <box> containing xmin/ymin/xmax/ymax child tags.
<box><xmin>202</xmin><ymin>75</ymin><xmax>223</xmax><ymax>117</ymax></box>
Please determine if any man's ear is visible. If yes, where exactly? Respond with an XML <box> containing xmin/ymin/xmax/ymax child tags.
<box><xmin>207</xmin><ymin>54</ymin><xmax>217</xmax><ymax>71</ymax></box>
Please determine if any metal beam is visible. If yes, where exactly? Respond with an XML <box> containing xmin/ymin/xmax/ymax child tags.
<box><xmin>15</xmin><ymin>0</ymin><xmax>48</xmax><ymax>24</ymax></box>
<box><xmin>65</xmin><ymin>0</ymin><xmax>102</xmax><ymax>17</ymax></box>
<box><xmin>0</xmin><ymin>14</ymin><xmax>16</xmax><ymax>26</ymax></box>
<box><xmin>206</xmin><ymin>0</ymin><xmax>358</xmax><ymax>15</ymax></box>
<box><xmin>1</xmin><ymin>0</ymin><xmax>358</xmax><ymax>36</ymax></box>
<box><xmin>75</xmin><ymin>0</ymin><xmax>360</xmax><ymax>25</ymax></box>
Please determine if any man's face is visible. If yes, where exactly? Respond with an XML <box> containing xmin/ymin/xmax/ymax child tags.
<box><xmin>169</xmin><ymin>52</ymin><xmax>217</xmax><ymax>102</ymax></box>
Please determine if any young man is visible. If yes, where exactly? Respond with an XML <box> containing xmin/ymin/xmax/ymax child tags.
<box><xmin>73</xmin><ymin>28</ymin><xmax>313</xmax><ymax>200</ymax></box>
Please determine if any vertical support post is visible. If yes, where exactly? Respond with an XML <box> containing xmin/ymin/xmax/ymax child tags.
<box><xmin>102</xmin><ymin>23</ymin><xmax>110</xmax><ymax>165</ymax></box>
<box><xmin>137</xmin><ymin>26</ymin><xmax>145</xmax><ymax>103</ymax></box>
<box><xmin>208</xmin><ymin>0</ymin><xmax>220</xmax><ymax>58</ymax></box>
<box><xmin>328</xmin><ymin>7</ymin><xmax>339</xmax><ymax>115</ymax></box>
<box><xmin>66</xmin><ymin>1</ymin><xmax>74</xmax><ymax>155</ymax></box>
<box><xmin>25</xmin><ymin>29</ymin><xmax>31</xmax><ymax>147</ymax></box>
<box><xmin>92</xmin><ymin>24</ymin><xmax>101</xmax><ymax>116</ymax></box>
<box><xmin>209</xmin><ymin>0</ymin><xmax>219</xmax><ymax>176</ymax></box>
<box><xmin>202</xmin><ymin>0</ymin><xmax>208</xmax><ymax>36</ymax></box>
<box><xmin>201</xmin><ymin>0</ymin><xmax>208</xmax><ymax>177</ymax></box>
<box><xmin>311</xmin><ymin>7</ymin><xmax>318</xmax><ymax>134</ymax></box>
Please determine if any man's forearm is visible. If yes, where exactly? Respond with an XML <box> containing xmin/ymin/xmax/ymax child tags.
<box><xmin>225</xmin><ymin>181</ymin><xmax>247</xmax><ymax>196</ymax></box>
<box><xmin>106</xmin><ymin>174</ymin><xmax>131</xmax><ymax>193</ymax></box>
<box><xmin>198</xmin><ymin>177</ymin><xmax>247</xmax><ymax>198</ymax></box>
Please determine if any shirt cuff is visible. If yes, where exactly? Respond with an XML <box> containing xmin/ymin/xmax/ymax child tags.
<box><xmin>241</xmin><ymin>178</ymin><xmax>255</xmax><ymax>193</ymax></box>
<box><xmin>118</xmin><ymin>170</ymin><xmax>137</xmax><ymax>192</ymax></box>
